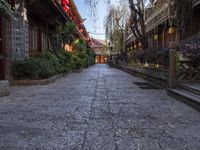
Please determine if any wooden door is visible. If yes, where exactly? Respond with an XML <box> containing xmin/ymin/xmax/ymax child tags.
<box><xmin>96</xmin><ymin>55</ymin><xmax>100</xmax><ymax>63</ymax></box>
<box><xmin>0</xmin><ymin>18</ymin><xmax>4</xmax><ymax>79</ymax></box>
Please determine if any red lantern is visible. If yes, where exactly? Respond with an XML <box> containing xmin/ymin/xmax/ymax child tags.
<box><xmin>63</xmin><ymin>5</ymin><xmax>70</xmax><ymax>13</ymax></box>
<box><xmin>62</xmin><ymin>0</ymin><xmax>70</xmax><ymax>13</ymax></box>
<box><xmin>79</xmin><ymin>28</ymin><xmax>84</xmax><ymax>33</ymax></box>
<box><xmin>61</xmin><ymin>0</ymin><xmax>69</xmax><ymax>5</ymax></box>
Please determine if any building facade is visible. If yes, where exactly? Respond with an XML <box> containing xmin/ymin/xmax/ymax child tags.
<box><xmin>0</xmin><ymin>0</ymin><xmax>90</xmax><ymax>82</ymax></box>
<box><xmin>125</xmin><ymin>0</ymin><xmax>200</xmax><ymax>52</ymax></box>
<box><xmin>90</xmin><ymin>38</ymin><xmax>107</xmax><ymax>64</ymax></box>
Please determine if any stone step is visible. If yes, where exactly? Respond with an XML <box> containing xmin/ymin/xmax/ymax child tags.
<box><xmin>167</xmin><ymin>88</ymin><xmax>200</xmax><ymax>111</ymax></box>
<box><xmin>180</xmin><ymin>82</ymin><xmax>200</xmax><ymax>96</ymax></box>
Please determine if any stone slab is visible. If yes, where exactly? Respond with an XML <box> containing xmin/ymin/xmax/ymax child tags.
<box><xmin>0</xmin><ymin>64</ymin><xmax>200</xmax><ymax>149</ymax></box>
<box><xmin>0</xmin><ymin>80</ymin><xmax>9</xmax><ymax>97</ymax></box>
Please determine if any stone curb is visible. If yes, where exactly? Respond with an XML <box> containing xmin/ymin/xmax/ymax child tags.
<box><xmin>72</xmin><ymin>69</ymin><xmax>82</xmax><ymax>73</ymax></box>
<box><xmin>12</xmin><ymin>69</ymin><xmax>85</xmax><ymax>86</ymax></box>
<box><xmin>12</xmin><ymin>73</ymin><xmax>68</xmax><ymax>86</ymax></box>
<box><xmin>0</xmin><ymin>80</ymin><xmax>9</xmax><ymax>97</ymax></box>
<box><xmin>112</xmin><ymin>63</ymin><xmax>169</xmax><ymax>88</ymax></box>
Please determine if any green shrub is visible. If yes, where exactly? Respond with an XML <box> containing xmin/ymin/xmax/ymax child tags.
<box><xmin>13</xmin><ymin>50</ymin><xmax>72</xmax><ymax>80</ymax></box>
<box><xmin>72</xmin><ymin>54</ymin><xmax>84</xmax><ymax>70</ymax></box>
<box><xmin>13</xmin><ymin>44</ymin><xmax>96</xmax><ymax>80</ymax></box>
<box><xmin>13</xmin><ymin>59</ymin><xmax>40</xmax><ymax>80</ymax></box>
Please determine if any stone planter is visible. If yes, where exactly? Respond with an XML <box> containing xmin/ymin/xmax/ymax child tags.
<box><xmin>13</xmin><ymin>73</ymin><xmax>67</xmax><ymax>86</ymax></box>
<box><xmin>0</xmin><ymin>80</ymin><xmax>9</xmax><ymax>97</ymax></box>
<box><xmin>72</xmin><ymin>69</ymin><xmax>82</xmax><ymax>73</ymax></box>
<box><xmin>116</xmin><ymin>64</ymin><xmax>169</xmax><ymax>87</ymax></box>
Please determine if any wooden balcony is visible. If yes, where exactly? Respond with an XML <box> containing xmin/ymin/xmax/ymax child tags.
<box><xmin>193</xmin><ymin>0</ymin><xmax>200</xmax><ymax>7</ymax></box>
<box><xmin>145</xmin><ymin>1</ymin><xmax>170</xmax><ymax>32</ymax></box>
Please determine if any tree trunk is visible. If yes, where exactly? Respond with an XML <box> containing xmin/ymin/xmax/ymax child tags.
<box><xmin>129</xmin><ymin>0</ymin><xmax>148</xmax><ymax>49</ymax></box>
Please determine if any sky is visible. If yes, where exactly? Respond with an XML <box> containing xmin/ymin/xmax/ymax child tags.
<box><xmin>74</xmin><ymin>0</ymin><xmax>120</xmax><ymax>41</ymax></box>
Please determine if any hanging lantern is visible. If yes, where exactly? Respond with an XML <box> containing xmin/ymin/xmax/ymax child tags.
<box><xmin>139</xmin><ymin>42</ymin><xmax>141</xmax><ymax>47</ymax></box>
<box><xmin>154</xmin><ymin>35</ymin><xmax>158</xmax><ymax>40</ymax></box>
<box><xmin>134</xmin><ymin>44</ymin><xmax>137</xmax><ymax>49</ymax></box>
<box><xmin>79</xmin><ymin>28</ymin><xmax>84</xmax><ymax>33</ymax></box>
<box><xmin>61</xmin><ymin>0</ymin><xmax>69</xmax><ymax>5</ymax></box>
<box><xmin>61</xmin><ymin>0</ymin><xmax>70</xmax><ymax>13</ymax></box>
<box><xmin>64</xmin><ymin>44</ymin><xmax>73</xmax><ymax>52</ymax></box>
<box><xmin>168</xmin><ymin>27</ymin><xmax>174</xmax><ymax>34</ymax></box>
<box><xmin>63</xmin><ymin>5</ymin><xmax>70</xmax><ymax>13</ymax></box>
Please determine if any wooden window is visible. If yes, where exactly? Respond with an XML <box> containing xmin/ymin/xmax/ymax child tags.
<box><xmin>41</xmin><ymin>32</ymin><xmax>48</xmax><ymax>52</ymax></box>
<box><xmin>29</xmin><ymin>23</ymin><xmax>39</xmax><ymax>57</ymax></box>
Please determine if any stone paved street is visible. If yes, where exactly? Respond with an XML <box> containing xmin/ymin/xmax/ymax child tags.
<box><xmin>0</xmin><ymin>64</ymin><xmax>200</xmax><ymax>150</ymax></box>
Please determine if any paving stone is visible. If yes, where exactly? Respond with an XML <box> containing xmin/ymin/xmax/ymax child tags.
<box><xmin>0</xmin><ymin>64</ymin><xmax>200</xmax><ymax>149</ymax></box>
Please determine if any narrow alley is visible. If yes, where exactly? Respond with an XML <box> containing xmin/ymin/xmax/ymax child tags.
<box><xmin>0</xmin><ymin>64</ymin><xmax>200</xmax><ymax>150</ymax></box>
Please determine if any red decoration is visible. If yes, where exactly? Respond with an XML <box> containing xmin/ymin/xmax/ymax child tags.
<box><xmin>79</xmin><ymin>28</ymin><xmax>84</xmax><ymax>33</ymax></box>
<box><xmin>62</xmin><ymin>0</ymin><xmax>70</xmax><ymax>13</ymax></box>
<box><xmin>61</xmin><ymin>0</ymin><xmax>69</xmax><ymax>5</ymax></box>
<box><xmin>63</xmin><ymin>5</ymin><xmax>70</xmax><ymax>13</ymax></box>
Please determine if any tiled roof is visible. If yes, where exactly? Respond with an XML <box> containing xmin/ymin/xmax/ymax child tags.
<box><xmin>90</xmin><ymin>38</ymin><xmax>105</xmax><ymax>48</ymax></box>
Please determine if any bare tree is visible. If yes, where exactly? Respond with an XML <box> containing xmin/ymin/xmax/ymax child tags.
<box><xmin>128</xmin><ymin>0</ymin><xmax>148</xmax><ymax>49</ymax></box>
<box><xmin>105</xmin><ymin>6</ymin><xmax>116</xmax><ymax>40</ymax></box>
<box><xmin>84</xmin><ymin>0</ymin><xmax>111</xmax><ymax>32</ymax></box>
<box><xmin>105</xmin><ymin>3</ymin><xmax>130</xmax><ymax>61</ymax></box>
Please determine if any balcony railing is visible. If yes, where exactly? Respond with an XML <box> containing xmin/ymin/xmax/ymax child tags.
<box><xmin>145</xmin><ymin>1</ymin><xmax>170</xmax><ymax>32</ymax></box>
<box><xmin>193</xmin><ymin>0</ymin><xmax>200</xmax><ymax>7</ymax></box>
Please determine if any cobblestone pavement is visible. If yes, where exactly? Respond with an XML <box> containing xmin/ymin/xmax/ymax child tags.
<box><xmin>0</xmin><ymin>64</ymin><xmax>200</xmax><ymax>150</ymax></box>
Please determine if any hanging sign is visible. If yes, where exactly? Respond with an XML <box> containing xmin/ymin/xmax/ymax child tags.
<box><xmin>168</xmin><ymin>27</ymin><xmax>174</xmax><ymax>34</ymax></box>
<box><xmin>154</xmin><ymin>35</ymin><xmax>158</xmax><ymax>40</ymax></box>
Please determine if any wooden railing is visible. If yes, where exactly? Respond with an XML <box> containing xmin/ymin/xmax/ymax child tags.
<box><xmin>177</xmin><ymin>58</ymin><xmax>200</xmax><ymax>81</ymax></box>
<box><xmin>193</xmin><ymin>0</ymin><xmax>200</xmax><ymax>7</ymax></box>
<box><xmin>145</xmin><ymin>1</ymin><xmax>170</xmax><ymax>32</ymax></box>
<box><xmin>169</xmin><ymin>41</ymin><xmax>200</xmax><ymax>88</ymax></box>
<box><xmin>177</xmin><ymin>32</ymin><xmax>200</xmax><ymax>81</ymax></box>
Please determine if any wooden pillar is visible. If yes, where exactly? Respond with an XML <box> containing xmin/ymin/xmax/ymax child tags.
<box><xmin>169</xmin><ymin>42</ymin><xmax>178</xmax><ymax>88</ymax></box>
<box><xmin>162</xmin><ymin>28</ymin><xmax>165</xmax><ymax>47</ymax></box>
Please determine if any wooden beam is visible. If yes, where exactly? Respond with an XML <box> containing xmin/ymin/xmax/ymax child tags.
<box><xmin>28</xmin><ymin>0</ymin><xmax>39</xmax><ymax>6</ymax></box>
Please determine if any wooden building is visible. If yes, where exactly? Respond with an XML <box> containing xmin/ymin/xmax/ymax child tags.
<box><xmin>0</xmin><ymin>0</ymin><xmax>90</xmax><ymax>81</ymax></box>
<box><xmin>192</xmin><ymin>0</ymin><xmax>200</xmax><ymax>35</ymax></box>
<box><xmin>125</xmin><ymin>0</ymin><xmax>200</xmax><ymax>52</ymax></box>
<box><xmin>90</xmin><ymin>38</ymin><xmax>107</xmax><ymax>64</ymax></box>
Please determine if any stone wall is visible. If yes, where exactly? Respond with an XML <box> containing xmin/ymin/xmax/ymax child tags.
<box><xmin>9</xmin><ymin>12</ymin><xmax>29</xmax><ymax>61</ymax></box>
<box><xmin>3</xmin><ymin>5</ymin><xmax>29</xmax><ymax>82</ymax></box>
<box><xmin>112</xmin><ymin>63</ymin><xmax>169</xmax><ymax>87</ymax></box>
